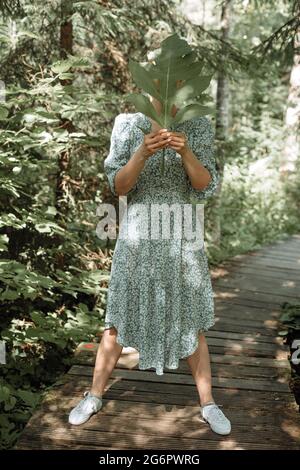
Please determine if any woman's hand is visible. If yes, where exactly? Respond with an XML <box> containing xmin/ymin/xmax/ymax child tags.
<box><xmin>114</xmin><ymin>129</ymin><xmax>171</xmax><ymax>195</ymax></box>
<box><xmin>167</xmin><ymin>131</ymin><xmax>189</xmax><ymax>156</ymax></box>
<box><xmin>140</xmin><ymin>129</ymin><xmax>172</xmax><ymax>159</ymax></box>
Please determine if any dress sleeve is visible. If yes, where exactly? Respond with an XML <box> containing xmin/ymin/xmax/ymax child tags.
<box><xmin>187</xmin><ymin>117</ymin><xmax>220</xmax><ymax>201</ymax></box>
<box><xmin>104</xmin><ymin>113</ymin><xmax>137</xmax><ymax>196</ymax></box>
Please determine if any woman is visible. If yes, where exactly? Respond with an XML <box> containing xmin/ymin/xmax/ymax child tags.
<box><xmin>68</xmin><ymin>83</ymin><xmax>231</xmax><ymax>436</ymax></box>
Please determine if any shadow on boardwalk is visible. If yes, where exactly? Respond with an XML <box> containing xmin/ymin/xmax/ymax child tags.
<box><xmin>15</xmin><ymin>235</ymin><xmax>300</xmax><ymax>450</ymax></box>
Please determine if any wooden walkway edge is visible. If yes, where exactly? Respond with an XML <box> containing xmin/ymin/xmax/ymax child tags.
<box><xmin>15</xmin><ymin>235</ymin><xmax>300</xmax><ymax>450</ymax></box>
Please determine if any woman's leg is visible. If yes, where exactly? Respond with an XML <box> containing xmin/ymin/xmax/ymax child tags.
<box><xmin>90</xmin><ymin>327</ymin><xmax>123</xmax><ymax>397</ymax></box>
<box><xmin>186</xmin><ymin>332</ymin><xmax>232</xmax><ymax>435</ymax></box>
<box><xmin>186</xmin><ymin>333</ymin><xmax>214</xmax><ymax>406</ymax></box>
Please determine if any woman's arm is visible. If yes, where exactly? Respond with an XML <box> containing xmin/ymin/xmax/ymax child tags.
<box><xmin>114</xmin><ymin>129</ymin><xmax>172</xmax><ymax>195</ymax></box>
<box><xmin>167</xmin><ymin>131</ymin><xmax>212</xmax><ymax>191</ymax></box>
<box><xmin>114</xmin><ymin>146</ymin><xmax>147</xmax><ymax>196</ymax></box>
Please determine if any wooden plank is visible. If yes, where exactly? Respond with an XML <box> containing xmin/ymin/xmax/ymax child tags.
<box><xmin>214</xmin><ymin>308</ymin><xmax>281</xmax><ymax>324</ymax></box>
<box><xmin>225</xmin><ymin>242</ymin><xmax>300</xmax><ymax>258</ymax></box>
<box><xmin>217</xmin><ymin>249</ymin><xmax>300</xmax><ymax>264</ymax></box>
<box><xmin>245</xmin><ymin>249</ymin><xmax>300</xmax><ymax>259</ymax></box>
<box><xmin>257</xmin><ymin>252</ymin><xmax>300</xmax><ymax>260</ymax></box>
<box><xmin>213</xmin><ymin>266</ymin><xmax>300</xmax><ymax>283</ymax></box>
<box><xmin>16</xmin><ymin>416</ymin><xmax>300</xmax><ymax>450</ymax></box>
<box><xmin>223</xmin><ymin>239</ymin><xmax>300</xmax><ymax>261</ymax></box>
<box><xmin>213</xmin><ymin>276</ymin><xmax>299</xmax><ymax>299</ymax></box>
<box><xmin>67</xmin><ymin>365</ymin><xmax>290</xmax><ymax>393</ymax></box>
<box><xmin>225</xmin><ymin>257</ymin><xmax>300</xmax><ymax>271</ymax></box>
<box><xmin>206</xmin><ymin>329</ymin><xmax>282</xmax><ymax>345</ymax></box>
<box><xmin>92</xmin><ymin>332</ymin><xmax>286</xmax><ymax>359</ymax></box>
<box><xmin>76</xmin><ymin>344</ymin><xmax>289</xmax><ymax>368</ymax></box>
<box><xmin>214</xmin><ymin>300</ymin><xmax>282</xmax><ymax>315</ymax></box>
<box><xmin>214</xmin><ymin>285</ymin><xmax>300</xmax><ymax>305</ymax></box>
<box><xmin>16</xmin><ymin>431</ymin><xmax>300</xmax><ymax>450</ymax></box>
<box><xmin>212</xmin><ymin>319</ymin><xmax>277</xmax><ymax>336</ymax></box>
<box><xmin>186</xmin><ymin>345</ymin><xmax>278</xmax><ymax>359</ymax></box>
<box><xmin>214</xmin><ymin>294</ymin><xmax>285</xmax><ymax>311</ymax></box>
<box><xmin>259</xmin><ymin>246</ymin><xmax>300</xmax><ymax>257</ymax></box>
<box><xmin>210</xmin><ymin>353</ymin><xmax>289</xmax><ymax>368</ymax></box>
<box><xmin>29</xmin><ymin>394</ymin><xmax>299</xmax><ymax>427</ymax></box>
<box><xmin>219</xmin><ymin>258</ymin><xmax>300</xmax><ymax>275</ymax></box>
<box><xmin>75</xmin><ymin>353</ymin><xmax>287</xmax><ymax>380</ymax></box>
<box><xmin>31</xmin><ymin>412</ymin><xmax>300</xmax><ymax>447</ymax></box>
<box><xmin>206</xmin><ymin>336</ymin><xmax>284</xmax><ymax>353</ymax></box>
<box><xmin>73</xmin><ymin>345</ymin><xmax>289</xmax><ymax>372</ymax></box>
<box><xmin>16</xmin><ymin>395</ymin><xmax>300</xmax><ymax>448</ymax></box>
<box><xmin>56</xmin><ymin>375</ymin><xmax>298</xmax><ymax>406</ymax></box>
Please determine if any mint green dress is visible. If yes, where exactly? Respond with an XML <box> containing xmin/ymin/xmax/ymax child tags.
<box><xmin>103</xmin><ymin>112</ymin><xmax>219</xmax><ymax>375</ymax></box>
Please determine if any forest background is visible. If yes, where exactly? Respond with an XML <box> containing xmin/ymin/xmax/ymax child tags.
<box><xmin>0</xmin><ymin>0</ymin><xmax>299</xmax><ymax>449</ymax></box>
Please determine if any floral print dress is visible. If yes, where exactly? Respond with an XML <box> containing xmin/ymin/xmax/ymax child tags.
<box><xmin>103</xmin><ymin>112</ymin><xmax>220</xmax><ymax>375</ymax></box>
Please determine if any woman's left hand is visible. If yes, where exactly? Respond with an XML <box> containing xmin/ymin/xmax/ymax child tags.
<box><xmin>167</xmin><ymin>131</ymin><xmax>189</xmax><ymax>156</ymax></box>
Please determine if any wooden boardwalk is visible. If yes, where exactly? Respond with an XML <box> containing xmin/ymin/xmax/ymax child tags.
<box><xmin>15</xmin><ymin>235</ymin><xmax>300</xmax><ymax>450</ymax></box>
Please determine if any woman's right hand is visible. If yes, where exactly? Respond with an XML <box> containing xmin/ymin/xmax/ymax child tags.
<box><xmin>140</xmin><ymin>129</ymin><xmax>172</xmax><ymax>159</ymax></box>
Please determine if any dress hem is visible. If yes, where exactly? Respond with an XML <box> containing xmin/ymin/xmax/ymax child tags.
<box><xmin>103</xmin><ymin>317</ymin><xmax>216</xmax><ymax>376</ymax></box>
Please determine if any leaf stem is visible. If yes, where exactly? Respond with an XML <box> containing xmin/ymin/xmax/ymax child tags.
<box><xmin>161</xmin><ymin>147</ymin><xmax>166</xmax><ymax>176</ymax></box>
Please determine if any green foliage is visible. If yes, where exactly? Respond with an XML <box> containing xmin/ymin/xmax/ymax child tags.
<box><xmin>279</xmin><ymin>303</ymin><xmax>300</xmax><ymax>336</ymax></box>
<box><xmin>0</xmin><ymin>30</ymin><xmax>110</xmax><ymax>453</ymax></box>
<box><xmin>207</xmin><ymin>156</ymin><xmax>300</xmax><ymax>263</ymax></box>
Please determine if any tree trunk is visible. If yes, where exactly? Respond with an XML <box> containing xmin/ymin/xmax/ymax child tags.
<box><xmin>280</xmin><ymin>30</ymin><xmax>300</xmax><ymax>176</ymax></box>
<box><xmin>210</xmin><ymin>0</ymin><xmax>232</xmax><ymax>248</ymax></box>
<box><xmin>55</xmin><ymin>0</ymin><xmax>74</xmax><ymax>218</ymax></box>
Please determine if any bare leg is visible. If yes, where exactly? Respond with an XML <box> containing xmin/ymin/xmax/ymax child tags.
<box><xmin>186</xmin><ymin>333</ymin><xmax>214</xmax><ymax>406</ymax></box>
<box><xmin>90</xmin><ymin>327</ymin><xmax>123</xmax><ymax>397</ymax></box>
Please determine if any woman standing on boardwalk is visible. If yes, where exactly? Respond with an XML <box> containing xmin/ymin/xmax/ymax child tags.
<box><xmin>68</xmin><ymin>81</ymin><xmax>231</xmax><ymax>436</ymax></box>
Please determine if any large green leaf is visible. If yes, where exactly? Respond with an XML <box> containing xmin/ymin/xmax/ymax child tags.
<box><xmin>172</xmin><ymin>75</ymin><xmax>213</xmax><ymax>107</ymax></box>
<box><xmin>128</xmin><ymin>59</ymin><xmax>162</xmax><ymax>101</ymax></box>
<box><xmin>126</xmin><ymin>33</ymin><xmax>214</xmax><ymax>174</ymax></box>
<box><xmin>173</xmin><ymin>104</ymin><xmax>214</xmax><ymax>124</ymax></box>
<box><xmin>125</xmin><ymin>93</ymin><xmax>165</xmax><ymax>127</ymax></box>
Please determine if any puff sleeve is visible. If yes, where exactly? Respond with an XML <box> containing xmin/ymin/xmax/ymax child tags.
<box><xmin>104</xmin><ymin>113</ymin><xmax>137</xmax><ymax>196</ymax></box>
<box><xmin>187</xmin><ymin>117</ymin><xmax>220</xmax><ymax>201</ymax></box>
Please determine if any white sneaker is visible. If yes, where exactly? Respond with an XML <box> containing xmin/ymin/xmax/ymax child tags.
<box><xmin>68</xmin><ymin>391</ymin><xmax>103</xmax><ymax>425</ymax></box>
<box><xmin>201</xmin><ymin>402</ymin><xmax>231</xmax><ymax>435</ymax></box>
